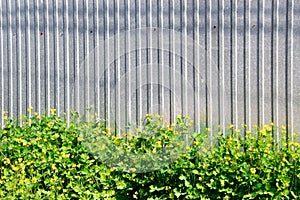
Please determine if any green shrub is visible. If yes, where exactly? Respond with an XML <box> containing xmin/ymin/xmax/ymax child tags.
<box><xmin>0</xmin><ymin>110</ymin><xmax>299</xmax><ymax>199</ymax></box>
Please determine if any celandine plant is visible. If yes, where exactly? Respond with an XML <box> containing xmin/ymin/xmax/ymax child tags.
<box><xmin>0</xmin><ymin>109</ymin><xmax>299</xmax><ymax>199</ymax></box>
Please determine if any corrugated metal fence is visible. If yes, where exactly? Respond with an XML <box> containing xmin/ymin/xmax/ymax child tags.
<box><xmin>0</xmin><ymin>0</ymin><xmax>299</xmax><ymax>142</ymax></box>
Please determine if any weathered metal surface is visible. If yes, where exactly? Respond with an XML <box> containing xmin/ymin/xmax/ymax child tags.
<box><xmin>0</xmin><ymin>0</ymin><xmax>299</xmax><ymax>142</ymax></box>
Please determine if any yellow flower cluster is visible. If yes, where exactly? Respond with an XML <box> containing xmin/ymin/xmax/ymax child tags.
<box><xmin>50</xmin><ymin>108</ymin><xmax>56</xmax><ymax>116</ymax></box>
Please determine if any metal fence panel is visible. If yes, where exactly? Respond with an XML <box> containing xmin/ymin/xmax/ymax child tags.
<box><xmin>0</xmin><ymin>0</ymin><xmax>299</xmax><ymax>142</ymax></box>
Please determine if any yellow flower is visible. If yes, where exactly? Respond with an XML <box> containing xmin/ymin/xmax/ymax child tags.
<box><xmin>206</xmin><ymin>127</ymin><xmax>210</xmax><ymax>131</ymax></box>
<box><xmin>3</xmin><ymin>116</ymin><xmax>8</xmax><ymax>121</ymax></box>
<box><xmin>62</xmin><ymin>153</ymin><xmax>70</xmax><ymax>159</ymax></box>
<box><xmin>85</xmin><ymin>190</ymin><xmax>91</xmax><ymax>195</ymax></box>
<box><xmin>250</xmin><ymin>168</ymin><xmax>256</xmax><ymax>174</ymax></box>
<box><xmin>281</xmin><ymin>125</ymin><xmax>286</xmax><ymax>130</ymax></box>
<box><xmin>4</xmin><ymin>158</ymin><xmax>10</xmax><ymax>165</ymax></box>
<box><xmin>264</xmin><ymin>125</ymin><xmax>272</xmax><ymax>132</ymax></box>
<box><xmin>229</xmin><ymin>124</ymin><xmax>234</xmax><ymax>129</ymax></box>
<box><xmin>34</xmin><ymin>112</ymin><xmax>38</xmax><ymax>116</ymax></box>
<box><xmin>12</xmin><ymin>165</ymin><xmax>19</xmax><ymax>171</ymax></box>
<box><xmin>47</xmin><ymin>122</ymin><xmax>54</xmax><ymax>128</ymax></box>
<box><xmin>77</xmin><ymin>137</ymin><xmax>83</xmax><ymax>142</ymax></box>
<box><xmin>2</xmin><ymin>111</ymin><xmax>8</xmax><ymax>115</ymax></box>
<box><xmin>51</xmin><ymin>164</ymin><xmax>56</xmax><ymax>170</ymax></box>
<box><xmin>32</xmin><ymin>177</ymin><xmax>38</xmax><ymax>183</ymax></box>
<box><xmin>220</xmin><ymin>179</ymin><xmax>225</xmax><ymax>186</ymax></box>
<box><xmin>27</xmin><ymin>106</ymin><xmax>33</xmax><ymax>113</ymax></box>
<box><xmin>236</xmin><ymin>129</ymin><xmax>241</xmax><ymax>133</ymax></box>
<box><xmin>156</xmin><ymin>141</ymin><xmax>162</xmax><ymax>148</ymax></box>
<box><xmin>50</xmin><ymin>108</ymin><xmax>56</xmax><ymax>116</ymax></box>
<box><xmin>261</xmin><ymin>129</ymin><xmax>267</xmax><ymax>136</ymax></box>
<box><xmin>17</xmin><ymin>189</ymin><xmax>24</xmax><ymax>194</ymax></box>
<box><xmin>122</xmin><ymin>132</ymin><xmax>127</xmax><ymax>137</ymax></box>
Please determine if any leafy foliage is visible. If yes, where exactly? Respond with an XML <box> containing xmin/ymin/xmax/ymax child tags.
<box><xmin>0</xmin><ymin>110</ymin><xmax>299</xmax><ymax>199</ymax></box>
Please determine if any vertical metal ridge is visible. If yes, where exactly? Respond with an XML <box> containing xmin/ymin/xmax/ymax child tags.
<box><xmin>290</xmin><ymin>0</ymin><xmax>294</xmax><ymax>144</ymax></box>
<box><xmin>276</xmin><ymin>0</ymin><xmax>279</xmax><ymax>142</ymax></box>
<box><xmin>248</xmin><ymin>0</ymin><xmax>252</xmax><ymax>129</ymax></box>
<box><xmin>204</xmin><ymin>0</ymin><xmax>208</xmax><ymax>129</ymax></box>
<box><xmin>285</xmin><ymin>0</ymin><xmax>289</xmax><ymax>143</ymax></box>
<box><xmin>180</xmin><ymin>0</ymin><xmax>183</xmax><ymax>115</ymax></box>
<box><xmin>183</xmin><ymin>0</ymin><xmax>187</xmax><ymax>116</ymax></box>
<box><xmin>85</xmin><ymin>0</ymin><xmax>89</xmax><ymax>117</ymax></box>
<box><xmin>256</xmin><ymin>0</ymin><xmax>260</xmax><ymax>127</ymax></box>
<box><xmin>96</xmin><ymin>0</ymin><xmax>100</xmax><ymax>117</ymax></box>
<box><xmin>65</xmin><ymin>0</ymin><xmax>70</xmax><ymax>122</ymax></box>
<box><xmin>243</xmin><ymin>0</ymin><xmax>247</xmax><ymax>137</ymax></box>
<box><xmin>230</xmin><ymin>0</ymin><xmax>233</xmax><ymax>127</ymax></box>
<box><xmin>35</xmin><ymin>0</ymin><xmax>41</xmax><ymax>114</ymax></box>
<box><xmin>160</xmin><ymin>0</ymin><xmax>164</xmax><ymax>115</ymax></box>
<box><xmin>17</xmin><ymin>0</ymin><xmax>22</xmax><ymax>120</ymax></box>
<box><xmin>261</xmin><ymin>0</ymin><xmax>265</xmax><ymax>125</ymax></box>
<box><xmin>168</xmin><ymin>0</ymin><xmax>172</xmax><ymax>122</ymax></box>
<box><xmin>0</xmin><ymin>1</ymin><xmax>3</xmax><ymax>125</ymax></box>
<box><xmin>234</xmin><ymin>0</ymin><xmax>238</xmax><ymax>127</ymax></box>
<box><xmin>221</xmin><ymin>0</ymin><xmax>225</xmax><ymax>135</ymax></box>
<box><xmin>126</xmin><ymin>0</ymin><xmax>131</xmax><ymax>125</ymax></box>
<box><xmin>271</xmin><ymin>0</ymin><xmax>275</xmax><ymax>138</ymax></box>
<box><xmin>148</xmin><ymin>0</ymin><xmax>153</xmax><ymax>114</ymax></box>
<box><xmin>195</xmin><ymin>0</ymin><xmax>201</xmax><ymax>132</ymax></box>
<box><xmin>217</xmin><ymin>0</ymin><xmax>220</xmax><ymax>129</ymax></box>
<box><xmin>75</xmin><ymin>0</ymin><xmax>80</xmax><ymax>113</ymax></box>
<box><xmin>105</xmin><ymin>0</ymin><xmax>110</xmax><ymax>125</ymax></box>
<box><xmin>46</xmin><ymin>0</ymin><xmax>51</xmax><ymax>114</ymax></box>
<box><xmin>137</xmin><ymin>0</ymin><xmax>142</xmax><ymax>123</ymax></box>
<box><xmin>116</xmin><ymin>0</ymin><xmax>120</xmax><ymax>133</ymax></box>
<box><xmin>26</xmin><ymin>0</ymin><xmax>32</xmax><ymax>116</ymax></box>
<box><xmin>208</xmin><ymin>0</ymin><xmax>213</xmax><ymax>143</ymax></box>
<box><xmin>8</xmin><ymin>0</ymin><xmax>13</xmax><ymax>116</ymax></box>
<box><xmin>172</xmin><ymin>0</ymin><xmax>175</xmax><ymax>122</ymax></box>
<box><xmin>55</xmin><ymin>0</ymin><xmax>60</xmax><ymax>114</ymax></box>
